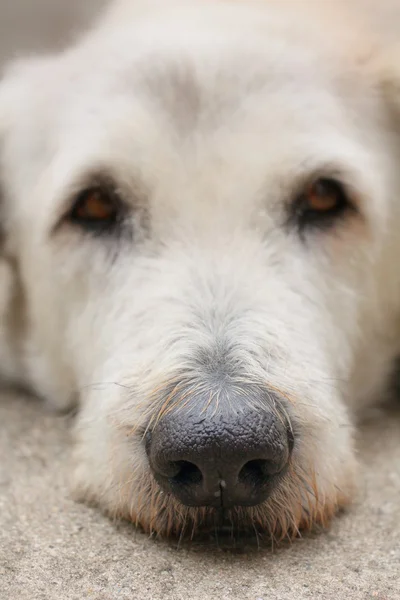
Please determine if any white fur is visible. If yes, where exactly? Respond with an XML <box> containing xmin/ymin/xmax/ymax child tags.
<box><xmin>1</xmin><ymin>0</ymin><xmax>400</xmax><ymax>537</ymax></box>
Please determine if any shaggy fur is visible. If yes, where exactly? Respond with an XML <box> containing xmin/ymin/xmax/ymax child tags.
<box><xmin>1</xmin><ymin>0</ymin><xmax>400</xmax><ymax>540</ymax></box>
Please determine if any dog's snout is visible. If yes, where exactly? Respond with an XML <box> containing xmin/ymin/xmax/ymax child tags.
<box><xmin>146</xmin><ymin>392</ymin><xmax>293</xmax><ymax>508</ymax></box>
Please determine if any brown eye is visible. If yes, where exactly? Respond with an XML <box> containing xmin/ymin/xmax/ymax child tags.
<box><xmin>293</xmin><ymin>177</ymin><xmax>352</xmax><ymax>230</ymax></box>
<box><xmin>70</xmin><ymin>187</ymin><xmax>121</xmax><ymax>233</ymax></box>
<box><xmin>73</xmin><ymin>189</ymin><xmax>116</xmax><ymax>221</ymax></box>
<box><xmin>305</xmin><ymin>179</ymin><xmax>343</xmax><ymax>212</ymax></box>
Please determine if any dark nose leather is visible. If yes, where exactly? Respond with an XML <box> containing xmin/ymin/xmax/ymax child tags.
<box><xmin>146</xmin><ymin>394</ymin><xmax>293</xmax><ymax>508</ymax></box>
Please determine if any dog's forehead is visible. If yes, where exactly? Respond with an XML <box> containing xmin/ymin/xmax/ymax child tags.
<box><xmin>133</xmin><ymin>51</ymin><xmax>316</xmax><ymax>137</ymax></box>
<box><xmin>87</xmin><ymin>0</ymin><xmax>370</xmax><ymax>125</ymax></box>
<box><xmin>95</xmin><ymin>25</ymin><xmax>335</xmax><ymax>137</ymax></box>
<box><xmin>63</xmin><ymin>25</ymin><xmax>350</xmax><ymax>170</ymax></box>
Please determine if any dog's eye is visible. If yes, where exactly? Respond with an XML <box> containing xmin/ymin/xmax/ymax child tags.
<box><xmin>69</xmin><ymin>188</ymin><xmax>121</xmax><ymax>233</ymax></box>
<box><xmin>293</xmin><ymin>178</ymin><xmax>352</xmax><ymax>230</ymax></box>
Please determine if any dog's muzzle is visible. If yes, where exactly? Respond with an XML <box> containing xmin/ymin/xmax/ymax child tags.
<box><xmin>145</xmin><ymin>389</ymin><xmax>294</xmax><ymax>509</ymax></box>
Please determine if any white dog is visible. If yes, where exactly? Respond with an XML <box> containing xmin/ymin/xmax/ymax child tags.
<box><xmin>1</xmin><ymin>0</ymin><xmax>400</xmax><ymax>541</ymax></box>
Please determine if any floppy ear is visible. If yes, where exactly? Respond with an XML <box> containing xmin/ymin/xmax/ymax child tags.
<box><xmin>0</xmin><ymin>187</ymin><xmax>4</xmax><ymax>254</ymax></box>
<box><xmin>0</xmin><ymin>66</ymin><xmax>15</xmax><ymax>257</ymax></box>
<box><xmin>0</xmin><ymin>82</ymin><xmax>7</xmax><ymax>255</ymax></box>
<box><xmin>0</xmin><ymin>55</ymin><xmax>53</xmax><ymax>258</ymax></box>
<box><xmin>370</xmin><ymin>46</ymin><xmax>400</xmax><ymax>120</ymax></box>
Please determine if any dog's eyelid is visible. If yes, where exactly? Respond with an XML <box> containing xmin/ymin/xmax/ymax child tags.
<box><xmin>51</xmin><ymin>172</ymin><xmax>133</xmax><ymax>236</ymax></box>
<box><xmin>286</xmin><ymin>168</ymin><xmax>360</xmax><ymax>234</ymax></box>
<box><xmin>290</xmin><ymin>167</ymin><xmax>355</xmax><ymax>203</ymax></box>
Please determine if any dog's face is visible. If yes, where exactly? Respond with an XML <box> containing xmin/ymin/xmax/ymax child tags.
<box><xmin>1</xmin><ymin>0</ymin><xmax>400</xmax><ymax>539</ymax></box>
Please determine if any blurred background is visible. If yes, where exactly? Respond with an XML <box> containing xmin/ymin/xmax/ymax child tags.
<box><xmin>1</xmin><ymin>0</ymin><xmax>399</xmax><ymax>70</ymax></box>
<box><xmin>0</xmin><ymin>0</ymin><xmax>108</xmax><ymax>66</ymax></box>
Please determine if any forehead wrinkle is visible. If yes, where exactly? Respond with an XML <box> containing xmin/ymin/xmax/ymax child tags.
<box><xmin>135</xmin><ymin>54</ymin><xmax>278</xmax><ymax>138</ymax></box>
<box><xmin>141</xmin><ymin>60</ymin><xmax>203</xmax><ymax>135</ymax></box>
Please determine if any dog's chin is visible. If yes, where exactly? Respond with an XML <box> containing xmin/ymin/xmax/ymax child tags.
<box><xmin>107</xmin><ymin>467</ymin><xmax>355</xmax><ymax>547</ymax></box>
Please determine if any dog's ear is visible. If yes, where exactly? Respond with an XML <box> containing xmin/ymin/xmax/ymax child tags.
<box><xmin>0</xmin><ymin>82</ymin><xmax>6</xmax><ymax>255</ymax></box>
<box><xmin>370</xmin><ymin>46</ymin><xmax>400</xmax><ymax>123</ymax></box>
<box><xmin>0</xmin><ymin>67</ymin><xmax>14</xmax><ymax>256</ymax></box>
<box><xmin>0</xmin><ymin>187</ymin><xmax>4</xmax><ymax>254</ymax></box>
<box><xmin>0</xmin><ymin>56</ymin><xmax>50</xmax><ymax>257</ymax></box>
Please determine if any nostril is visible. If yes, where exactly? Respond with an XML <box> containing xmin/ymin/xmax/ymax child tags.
<box><xmin>238</xmin><ymin>459</ymin><xmax>272</xmax><ymax>487</ymax></box>
<box><xmin>170</xmin><ymin>461</ymin><xmax>203</xmax><ymax>487</ymax></box>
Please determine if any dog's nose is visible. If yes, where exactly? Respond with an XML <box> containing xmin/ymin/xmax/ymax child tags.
<box><xmin>146</xmin><ymin>395</ymin><xmax>293</xmax><ymax>508</ymax></box>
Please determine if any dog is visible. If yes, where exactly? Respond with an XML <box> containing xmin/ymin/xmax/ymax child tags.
<box><xmin>1</xmin><ymin>0</ymin><xmax>400</xmax><ymax>541</ymax></box>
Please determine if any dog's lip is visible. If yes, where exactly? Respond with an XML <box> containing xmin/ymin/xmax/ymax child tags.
<box><xmin>145</xmin><ymin>505</ymin><xmax>280</xmax><ymax>549</ymax></box>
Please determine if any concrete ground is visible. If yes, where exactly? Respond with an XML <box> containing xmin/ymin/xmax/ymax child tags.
<box><xmin>1</xmin><ymin>2</ymin><xmax>400</xmax><ymax>599</ymax></box>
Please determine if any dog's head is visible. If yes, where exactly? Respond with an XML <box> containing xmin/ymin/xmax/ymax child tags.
<box><xmin>1</xmin><ymin>0</ymin><xmax>400</xmax><ymax>540</ymax></box>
